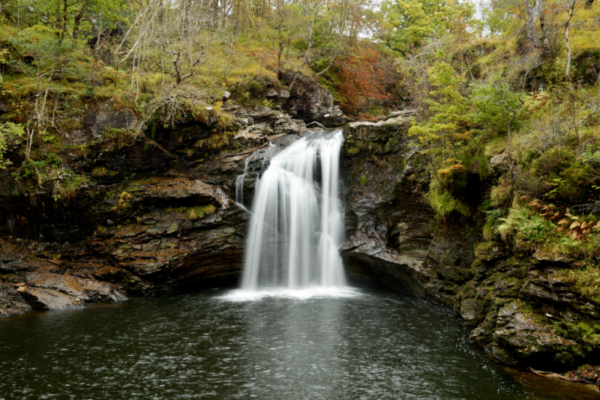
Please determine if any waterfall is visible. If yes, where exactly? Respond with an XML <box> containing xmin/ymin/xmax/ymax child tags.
<box><xmin>239</xmin><ymin>130</ymin><xmax>346</xmax><ymax>290</ymax></box>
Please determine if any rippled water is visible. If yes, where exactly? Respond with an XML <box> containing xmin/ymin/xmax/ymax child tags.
<box><xmin>0</xmin><ymin>287</ymin><xmax>597</xmax><ymax>400</ymax></box>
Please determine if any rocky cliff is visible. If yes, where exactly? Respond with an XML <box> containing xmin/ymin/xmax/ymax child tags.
<box><xmin>1</xmin><ymin>82</ymin><xmax>599</xmax><ymax>385</ymax></box>
<box><xmin>339</xmin><ymin>113</ymin><xmax>600</xmax><ymax>382</ymax></box>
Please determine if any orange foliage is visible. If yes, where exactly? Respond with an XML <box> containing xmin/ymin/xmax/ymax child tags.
<box><xmin>336</xmin><ymin>44</ymin><xmax>393</xmax><ymax>114</ymax></box>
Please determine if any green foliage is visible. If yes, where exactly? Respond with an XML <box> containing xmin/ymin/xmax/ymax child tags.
<box><xmin>483</xmin><ymin>206</ymin><xmax>505</xmax><ymax>241</ymax></box>
<box><xmin>0</xmin><ymin>122</ymin><xmax>24</xmax><ymax>169</ymax></box>
<box><xmin>9</xmin><ymin>25</ymin><xmax>79</xmax><ymax>72</ymax></box>
<box><xmin>559</xmin><ymin>268</ymin><xmax>600</xmax><ymax>304</ymax></box>
<box><xmin>409</xmin><ymin>53</ymin><xmax>472</xmax><ymax>155</ymax></box>
<box><xmin>11</xmin><ymin>152</ymin><xmax>89</xmax><ymax>201</ymax></box>
<box><xmin>1</xmin><ymin>0</ymin><xmax>130</xmax><ymax>39</ymax></box>
<box><xmin>497</xmin><ymin>206</ymin><xmax>556</xmax><ymax>248</ymax></box>
<box><xmin>379</xmin><ymin>0</ymin><xmax>474</xmax><ymax>55</ymax></box>
<box><xmin>471</xmin><ymin>75</ymin><xmax>522</xmax><ymax>135</ymax></box>
<box><xmin>427</xmin><ymin>177</ymin><xmax>470</xmax><ymax>218</ymax></box>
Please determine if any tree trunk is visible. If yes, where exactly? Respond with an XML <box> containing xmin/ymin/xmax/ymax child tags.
<box><xmin>72</xmin><ymin>4</ymin><xmax>87</xmax><ymax>39</ymax></box>
<box><xmin>565</xmin><ymin>0</ymin><xmax>576</xmax><ymax>80</ymax></box>
<box><xmin>56</xmin><ymin>0</ymin><xmax>62</xmax><ymax>30</ymax></box>
<box><xmin>62</xmin><ymin>0</ymin><xmax>68</xmax><ymax>38</ymax></box>
<box><xmin>524</xmin><ymin>0</ymin><xmax>542</xmax><ymax>48</ymax></box>
<box><xmin>538</xmin><ymin>1</ymin><xmax>549</xmax><ymax>50</ymax></box>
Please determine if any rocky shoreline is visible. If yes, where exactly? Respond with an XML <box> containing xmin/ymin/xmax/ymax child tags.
<box><xmin>1</xmin><ymin>81</ymin><xmax>600</xmax><ymax>389</ymax></box>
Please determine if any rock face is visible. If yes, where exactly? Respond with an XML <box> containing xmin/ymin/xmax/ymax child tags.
<box><xmin>454</xmin><ymin>251</ymin><xmax>600</xmax><ymax>370</ymax></box>
<box><xmin>0</xmin><ymin>100</ymin><xmax>313</xmax><ymax>314</ymax></box>
<box><xmin>0</xmin><ymin>283</ymin><xmax>32</xmax><ymax>317</ymax></box>
<box><xmin>67</xmin><ymin>100</ymin><xmax>139</xmax><ymax>145</ymax></box>
<box><xmin>0</xmin><ymin>239</ymin><xmax>127</xmax><ymax>316</ymax></box>
<box><xmin>340</xmin><ymin>111</ymin><xmax>600</xmax><ymax>373</ymax></box>
<box><xmin>0</xmin><ymin>85</ymin><xmax>598</xmax><ymax>382</ymax></box>
<box><xmin>280</xmin><ymin>71</ymin><xmax>346</xmax><ymax>127</ymax></box>
<box><xmin>340</xmin><ymin>113</ymin><xmax>432</xmax><ymax>296</ymax></box>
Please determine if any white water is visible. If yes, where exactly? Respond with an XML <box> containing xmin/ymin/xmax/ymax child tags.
<box><xmin>239</xmin><ymin>130</ymin><xmax>347</xmax><ymax>290</ymax></box>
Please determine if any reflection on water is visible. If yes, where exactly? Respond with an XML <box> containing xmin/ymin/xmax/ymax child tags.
<box><xmin>0</xmin><ymin>287</ymin><xmax>597</xmax><ymax>399</ymax></box>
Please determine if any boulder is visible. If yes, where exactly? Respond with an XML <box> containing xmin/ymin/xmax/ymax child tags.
<box><xmin>281</xmin><ymin>71</ymin><xmax>347</xmax><ymax>127</ymax></box>
<box><xmin>20</xmin><ymin>287</ymin><xmax>84</xmax><ymax>311</ymax></box>
<box><xmin>345</xmin><ymin>115</ymin><xmax>413</xmax><ymax>142</ymax></box>
<box><xmin>24</xmin><ymin>272</ymin><xmax>127</xmax><ymax>304</ymax></box>
<box><xmin>0</xmin><ymin>283</ymin><xmax>32</xmax><ymax>317</ymax></box>
<box><xmin>0</xmin><ymin>101</ymin><xmax>10</xmax><ymax>114</ymax></box>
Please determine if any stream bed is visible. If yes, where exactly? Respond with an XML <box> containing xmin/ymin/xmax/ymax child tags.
<box><xmin>0</xmin><ymin>287</ymin><xmax>598</xmax><ymax>399</ymax></box>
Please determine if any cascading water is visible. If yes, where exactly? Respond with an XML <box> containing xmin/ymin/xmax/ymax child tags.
<box><xmin>237</xmin><ymin>130</ymin><xmax>346</xmax><ymax>290</ymax></box>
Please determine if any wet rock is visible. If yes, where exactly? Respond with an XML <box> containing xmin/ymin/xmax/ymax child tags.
<box><xmin>0</xmin><ymin>259</ymin><xmax>35</xmax><ymax>273</ymax></box>
<box><xmin>264</xmin><ymin>88</ymin><xmax>279</xmax><ymax>98</ymax></box>
<box><xmin>20</xmin><ymin>287</ymin><xmax>84</xmax><ymax>311</ymax></box>
<box><xmin>461</xmin><ymin>298</ymin><xmax>483</xmax><ymax>328</ymax></box>
<box><xmin>490</xmin><ymin>152</ymin><xmax>508</xmax><ymax>167</ymax></box>
<box><xmin>387</xmin><ymin>110</ymin><xmax>415</xmax><ymax>119</ymax></box>
<box><xmin>340</xmin><ymin>111</ymin><xmax>432</xmax><ymax>295</ymax></box>
<box><xmin>0</xmin><ymin>101</ymin><xmax>10</xmax><ymax>114</ymax></box>
<box><xmin>0</xmin><ymin>283</ymin><xmax>32</xmax><ymax>317</ymax></box>
<box><xmin>24</xmin><ymin>272</ymin><xmax>127</xmax><ymax>304</ymax></box>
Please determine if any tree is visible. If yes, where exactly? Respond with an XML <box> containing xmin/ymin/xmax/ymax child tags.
<box><xmin>471</xmin><ymin>76</ymin><xmax>523</xmax><ymax>138</ymax></box>
<box><xmin>0</xmin><ymin>0</ymin><xmax>128</xmax><ymax>39</ymax></box>
<box><xmin>263</xmin><ymin>0</ymin><xmax>303</xmax><ymax>75</ymax></box>
<box><xmin>563</xmin><ymin>0</ymin><xmax>584</xmax><ymax>80</ymax></box>
<box><xmin>376</xmin><ymin>0</ymin><xmax>473</xmax><ymax>56</ymax></box>
<box><xmin>409</xmin><ymin>51</ymin><xmax>472</xmax><ymax>162</ymax></box>
<box><xmin>10</xmin><ymin>25</ymin><xmax>78</xmax><ymax>159</ymax></box>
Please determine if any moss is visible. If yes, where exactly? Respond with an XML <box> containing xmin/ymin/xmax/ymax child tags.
<box><xmin>556</xmin><ymin>268</ymin><xmax>600</xmax><ymax>304</ymax></box>
<box><xmin>490</xmin><ymin>175</ymin><xmax>513</xmax><ymax>207</ymax></box>
<box><xmin>484</xmin><ymin>136</ymin><xmax>508</xmax><ymax>158</ymax></box>
<box><xmin>474</xmin><ymin>241</ymin><xmax>504</xmax><ymax>261</ymax></box>
<box><xmin>186</xmin><ymin>204</ymin><xmax>217</xmax><ymax>220</ymax></box>
<box><xmin>427</xmin><ymin>178</ymin><xmax>470</xmax><ymax>218</ymax></box>
<box><xmin>358</xmin><ymin>175</ymin><xmax>368</xmax><ymax>186</ymax></box>
<box><xmin>91</xmin><ymin>167</ymin><xmax>118</xmax><ymax>177</ymax></box>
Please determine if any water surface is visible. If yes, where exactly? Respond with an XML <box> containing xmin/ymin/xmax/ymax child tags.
<box><xmin>0</xmin><ymin>287</ymin><xmax>597</xmax><ymax>399</ymax></box>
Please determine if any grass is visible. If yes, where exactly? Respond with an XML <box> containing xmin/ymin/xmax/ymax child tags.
<box><xmin>186</xmin><ymin>205</ymin><xmax>217</xmax><ymax>220</ymax></box>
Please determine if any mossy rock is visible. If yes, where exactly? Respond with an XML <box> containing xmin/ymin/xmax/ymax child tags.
<box><xmin>474</xmin><ymin>241</ymin><xmax>506</xmax><ymax>262</ymax></box>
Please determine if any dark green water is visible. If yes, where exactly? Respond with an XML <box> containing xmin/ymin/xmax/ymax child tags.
<box><xmin>0</xmin><ymin>287</ymin><xmax>597</xmax><ymax>400</ymax></box>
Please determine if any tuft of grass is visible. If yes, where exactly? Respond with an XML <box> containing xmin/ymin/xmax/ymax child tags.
<box><xmin>186</xmin><ymin>204</ymin><xmax>217</xmax><ymax>220</ymax></box>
